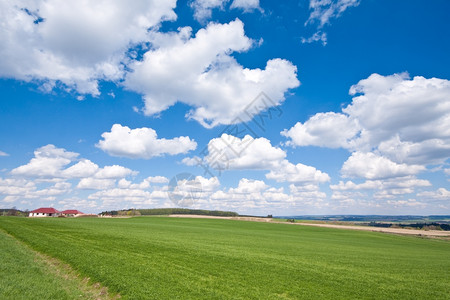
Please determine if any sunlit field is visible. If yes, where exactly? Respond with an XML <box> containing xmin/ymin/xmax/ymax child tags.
<box><xmin>1</xmin><ymin>217</ymin><xmax>449</xmax><ymax>299</ymax></box>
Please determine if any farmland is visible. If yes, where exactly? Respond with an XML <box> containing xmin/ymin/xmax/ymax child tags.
<box><xmin>0</xmin><ymin>217</ymin><xmax>449</xmax><ymax>299</ymax></box>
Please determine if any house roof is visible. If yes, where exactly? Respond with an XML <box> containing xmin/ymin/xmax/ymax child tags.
<box><xmin>31</xmin><ymin>207</ymin><xmax>60</xmax><ymax>214</ymax></box>
<box><xmin>62</xmin><ymin>210</ymin><xmax>83</xmax><ymax>214</ymax></box>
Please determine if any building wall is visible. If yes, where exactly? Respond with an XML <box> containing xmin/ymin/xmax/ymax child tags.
<box><xmin>29</xmin><ymin>212</ymin><xmax>61</xmax><ymax>217</ymax></box>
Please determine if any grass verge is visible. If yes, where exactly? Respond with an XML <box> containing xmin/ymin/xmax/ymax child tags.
<box><xmin>0</xmin><ymin>229</ymin><xmax>118</xmax><ymax>300</ymax></box>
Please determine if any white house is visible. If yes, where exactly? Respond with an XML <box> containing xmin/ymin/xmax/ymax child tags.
<box><xmin>29</xmin><ymin>207</ymin><xmax>62</xmax><ymax>217</ymax></box>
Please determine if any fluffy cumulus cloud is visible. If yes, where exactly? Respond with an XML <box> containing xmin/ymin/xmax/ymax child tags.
<box><xmin>0</xmin><ymin>143</ymin><xmax>330</xmax><ymax>214</ymax></box>
<box><xmin>0</xmin><ymin>151</ymin><xmax>9</xmax><ymax>157</ymax></box>
<box><xmin>11</xmin><ymin>144</ymin><xmax>136</xmax><ymax>180</ymax></box>
<box><xmin>282</xmin><ymin>73</ymin><xmax>450</xmax><ymax>208</ymax></box>
<box><xmin>266</xmin><ymin>160</ymin><xmax>330</xmax><ymax>184</ymax></box>
<box><xmin>185</xmin><ymin>133</ymin><xmax>330</xmax><ymax>185</ymax></box>
<box><xmin>97</xmin><ymin>124</ymin><xmax>197</xmax><ymax>159</ymax></box>
<box><xmin>0</xmin><ymin>0</ymin><xmax>177</xmax><ymax>95</ymax></box>
<box><xmin>341</xmin><ymin>152</ymin><xmax>425</xmax><ymax>180</ymax></box>
<box><xmin>282</xmin><ymin>112</ymin><xmax>360</xmax><ymax>149</ymax></box>
<box><xmin>11</xmin><ymin>145</ymin><xmax>79</xmax><ymax>178</ymax></box>
<box><xmin>125</xmin><ymin>19</ymin><xmax>299</xmax><ymax>128</ymax></box>
<box><xmin>61</xmin><ymin>159</ymin><xmax>99</xmax><ymax>178</ymax></box>
<box><xmin>204</xmin><ymin>134</ymin><xmax>286</xmax><ymax>170</ymax></box>
<box><xmin>204</xmin><ymin>178</ymin><xmax>329</xmax><ymax>213</ymax></box>
<box><xmin>190</xmin><ymin>0</ymin><xmax>229</xmax><ymax>22</ymax></box>
<box><xmin>0</xmin><ymin>144</ymin><xmax>175</xmax><ymax>211</ymax></box>
<box><xmin>283</xmin><ymin>73</ymin><xmax>450</xmax><ymax>174</ymax></box>
<box><xmin>0</xmin><ymin>177</ymin><xmax>72</xmax><ymax>203</ymax></box>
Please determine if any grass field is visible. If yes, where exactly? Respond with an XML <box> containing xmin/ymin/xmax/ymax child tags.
<box><xmin>0</xmin><ymin>217</ymin><xmax>449</xmax><ymax>299</ymax></box>
<box><xmin>0</xmin><ymin>229</ymin><xmax>114</xmax><ymax>299</ymax></box>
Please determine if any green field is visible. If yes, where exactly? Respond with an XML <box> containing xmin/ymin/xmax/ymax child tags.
<box><xmin>0</xmin><ymin>217</ymin><xmax>449</xmax><ymax>299</ymax></box>
<box><xmin>0</xmin><ymin>228</ymin><xmax>113</xmax><ymax>299</ymax></box>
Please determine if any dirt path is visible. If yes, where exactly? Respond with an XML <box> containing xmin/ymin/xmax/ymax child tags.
<box><xmin>289</xmin><ymin>222</ymin><xmax>450</xmax><ymax>237</ymax></box>
<box><xmin>169</xmin><ymin>214</ymin><xmax>450</xmax><ymax>237</ymax></box>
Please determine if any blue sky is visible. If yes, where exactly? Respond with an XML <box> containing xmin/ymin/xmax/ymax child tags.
<box><xmin>1</xmin><ymin>0</ymin><xmax>449</xmax><ymax>215</ymax></box>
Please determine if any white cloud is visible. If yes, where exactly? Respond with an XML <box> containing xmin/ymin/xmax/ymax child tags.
<box><xmin>145</xmin><ymin>176</ymin><xmax>169</xmax><ymax>184</ymax></box>
<box><xmin>11</xmin><ymin>144</ymin><xmax>78</xmax><ymax>178</ymax></box>
<box><xmin>88</xmin><ymin>188</ymin><xmax>157</xmax><ymax>206</ymax></box>
<box><xmin>58</xmin><ymin>198</ymin><xmax>98</xmax><ymax>210</ymax></box>
<box><xmin>302</xmin><ymin>0</ymin><xmax>359</xmax><ymax>45</ymax></box>
<box><xmin>191</xmin><ymin>0</ymin><xmax>261</xmax><ymax>22</ymax></box>
<box><xmin>341</xmin><ymin>152</ymin><xmax>425</xmax><ymax>180</ymax></box>
<box><xmin>77</xmin><ymin>178</ymin><xmax>116</xmax><ymax>190</ymax></box>
<box><xmin>385</xmin><ymin>199</ymin><xmax>426</xmax><ymax>208</ymax></box>
<box><xmin>289</xmin><ymin>184</ymin><xmax>327</xmax><ymax>203</ymax></box>
<box><xmin>283</xmin><ymin>73</ymin><xmax>450</xmax><ymax>180</ymax></box>
<box><xmin>209</xmin><ymin>178</ymin><xmax>270</xmax><ymax>209</ymax></box>
<box><xmin>230</xmin><ymin>0</ymin><xmax>261</xmax><ymax>12</ymax></box>
<box><xmin>181</xmin><ymin>156</ymin><xmax>202</xmax><ymax>167</ymax></box>
<box><xmin>301</xmin><ymin>31</ymin><xmax>327</xmax><ymax>46</ymax></box>
<box><xmin>0</xmin><ymin>151</ymin><xmax>9</xmax><ymax>157</ymax></box>
<box><xmin>330</xmin><ymin>177</ymin><xmax>431</xmax><ymax>192</ymax></box>
<box><xmin>61</xmin><ymin>159</ymin><xmax>99</xmax><ymax>178</ymax></box>
<box><xmin>188</xmin><ymin>133</ymin><xmax>329</xmax><ymax>185</ymax></box>
<box><xmin>0</xmin><ymin>178</ymin><xmax>37</xmax><ymax>199</ymax></box>
<box><xmin>306</xmin><ymin>0</ymin><xmax>360</xmax><ymax>28</ymax></box>
<box><xmin>329</xmin><ymin>175</ymin><xmax>437</xmax><ymax>211</ymax></box>
<box><xmin>266</xmin><ymin>160</ymin><xmax>330</xmax><ymax>184</ymax></box>
<box><xmin>377</xmin><ymin>135</ymin><xmax>450</xmax><ymax>165</ymax></box>
<box><xmin>193</xmin><ymin>176</ymin><xmax>221</xmax><ymax>192</ymax></box>
<box><xmin>0</xmin><ymin>177</ymin><xmax>72</xmax><ymax>203</ymax></box>
<box><xmin>94</xmin><ymin>165</ymin><xmax>136</xmax><ymax>179</ymax></box>
<box><xmin>0</xmin><ymin>0</ymin><xmax>177</xmax><ymax>95</ymax></box>
<box><xmin>191</xmin><ymin>0</ymin><xmax>229</xmax><ymax>22</ymax></box>
<box><xmin>417</xmin><ymin>188</ymin><xmax>450</xmax><ymax>201</ymax></box>
<box><xmin>11</xmin><ymin>145</ymin><xmax>137</xmax><ymax>183</ymax></box>
<box><xmin>168</xmin><ymin>176</ymin><xmax>220</xmax><ymax>207</ymax></box>
<box><xmin>204</xmin><ymin>134</ymin><xmax>286</xmax><ymax>170</ymax></box>
<box><xmin>229</xmin><ymin>178</ymin><xmax>267</xmax><ymax>194</ymax></box>
<box><xmin>282</xmin><ymin>112</ymin><xmax>360</xmax><ymax>148</ymax></box>
<box><xmin>125</xmin><ymin>19</ymin><xmax>299</xmax><ymax>128</ymax></box>
<box><xmin>97</xmin><ymin>124</ymin><xmax>197</xmax><ymax>159</ymax></box>
<box><xmin>345</xmin><ymin>74</ymin><xmax>450</xmax><ymax>153</ymax></box>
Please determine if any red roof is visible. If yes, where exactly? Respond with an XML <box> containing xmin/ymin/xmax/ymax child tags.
<box><xmin>31</xmin><ymin>207</ymin><xmax>60</xmax><ymax>214</ymax></box>
<box><xmin>62</xmin><ymin>210</ymin><xmax>83</xmax><ymax>214</ymax></box>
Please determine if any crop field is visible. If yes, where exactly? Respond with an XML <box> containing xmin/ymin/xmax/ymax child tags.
<box><xmin>0</xmin><ymin>217</ymin><xmax>449</xmax><ymax>299</ymax></box>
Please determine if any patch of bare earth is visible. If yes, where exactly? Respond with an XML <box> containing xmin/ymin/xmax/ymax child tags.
<box><xmin>291</xmin><ymin>222</ymin><xmax>450</xmax><ymax>238</ymax></box>
<box><xmin>169</xmin><ymin>214</ymin><xmax>450</xmax><ymax>238</ymax></box>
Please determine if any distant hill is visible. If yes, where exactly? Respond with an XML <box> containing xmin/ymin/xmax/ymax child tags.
<box><xmin>275</xmin><ymin>215</ymin><xmax>450</xmax><ymax>231</ymax></box>
<box><xmin>99</xmin><ymin>208</ymin><xmax>239</xmax><ymax>217</ymax></box>
<box><xmin>276</xmin><ymin>215</ymin><xmax>450</xmax><ymax>223</ymax></box>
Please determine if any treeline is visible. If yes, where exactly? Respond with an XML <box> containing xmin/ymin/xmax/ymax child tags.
<box><xmin>368</xmin><ymin>222</ymin><xmax>450</xmax><ymax>231</ymax></box>
<box><xmin>0</xmin><ymin>208</ymin><xmax>28</xmax><ymax>217</ymax></box>
<box><xmin>100</xmin><ymin>208</ymin><xmax>239</xmax><ymax>217</ymax></box>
